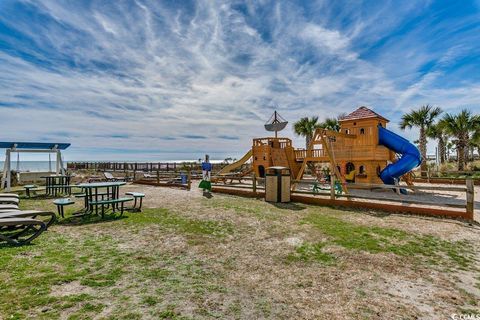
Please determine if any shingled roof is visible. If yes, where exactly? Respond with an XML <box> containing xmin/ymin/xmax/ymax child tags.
<box><xmin>339</xmin><ymin>106</ymin><xmax>389</xmax><ymax>122</ymax></box>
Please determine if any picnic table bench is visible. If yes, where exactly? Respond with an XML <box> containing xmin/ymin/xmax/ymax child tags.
<box><xmin>90</xmin><ymin>197</ymin><xmax>133</xmax><ymax>217</ymax></box>
<box><xmin>125</xmin><ymin>192</ymin><xmax>145</xmax><ymax>211</ymax></box>
<box><xmin>53</xmin><ymin>198</ymin><xmax>75</xmax><ymax>218</ymax></box>
<box><xmin>24</xmin><ymin>185</ymin><xmax>46</xmax><ymax>198</ymax></box>
<box><xmin>77</xmin><ymin>181</ymin><xmax>127</xmax><ymax>217</ymax></box>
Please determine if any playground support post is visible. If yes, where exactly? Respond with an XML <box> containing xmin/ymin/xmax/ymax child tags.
<box><xmin>466</xmin><ymin>178</ymin><xmax>474</xmax><ymax>219</ymax></box>
<box><xmin>329</xmin><ymin>163</ymin><xmax>335</xmax><ymax>200</ymax></box>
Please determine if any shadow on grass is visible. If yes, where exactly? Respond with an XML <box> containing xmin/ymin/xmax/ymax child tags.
<box><xmin>58</xmin><ymin>213</ymin><xmax>128</xmax><ymax>226</ymax></box>
<box><xmin>203</xmin><ymin>191</ymin><xmax>213</xmax><ymax>199</ymax></box>
<box><xmin>270</xmin><ymin>202</ymin><xmax>306</xmax><ymax>211</ymax></box>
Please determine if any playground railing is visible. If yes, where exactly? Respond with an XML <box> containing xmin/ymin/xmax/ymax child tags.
<box><xmin>211</xmin><ymin>174</ymin><xmax>475</xmax><ymax>221</ymax></box>
<box><xmin>133</xmin><ymin>170</ymin><xmax>192</xmax><ymax>190</ymax></box>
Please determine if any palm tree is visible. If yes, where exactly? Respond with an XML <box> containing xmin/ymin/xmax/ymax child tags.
<box><xmin>400</xmin><ymin>105</ymin><xmax>442</xmax><ymax>175</ymax></box>
<box><xmin>446</xmin><ymin>141</ymin><xmax>455</xmax><ymax>161</ymax></box>
<box><xmin>441</xmin><ymin>109</ymin><xmax>480</xmax><ymax>171</ymax></box>
<box><xmin>293</xmin><ymin>117</ymin><xmax>320</xmax><ymax>148</ymax></box>
<box><xmin>318</xmin><ymin>117</ymin><xmax>340</xmax><ymax>132</ymax></box>
<box><xmin>427</xmin><ymin>122</ymin><xmax>448</xmax><ymax>164</ymax></box>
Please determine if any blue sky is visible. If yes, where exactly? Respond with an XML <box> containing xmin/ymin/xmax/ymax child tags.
<box><xmin>1</xmin><ymin>0</ymin><xmax>479</xmax><ymax>161</ymax></box>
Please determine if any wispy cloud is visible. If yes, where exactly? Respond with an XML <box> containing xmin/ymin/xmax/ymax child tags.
<box><xmin>0</xmin><ymin>0</ymin><xmax>479</xmax><ymax>160</ymax></box>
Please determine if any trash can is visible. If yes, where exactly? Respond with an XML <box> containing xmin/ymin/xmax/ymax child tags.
<box><xmin>180</xmin><ymin>172</ymin><xmax>188</xmax><ymax>184</ymax></box>
<box><xmin>265</xmin><ymin>166</ymin><xmax>291</xmax><ymax>203</ymax></box>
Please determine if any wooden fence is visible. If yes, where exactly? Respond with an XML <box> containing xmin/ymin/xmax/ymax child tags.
<box><xmin>67</xmin><ymin>161</ymin><xmax>223</xmax><ymax>173</ymax></box>
<box><xmin>211</xmin><ymin>174</ymin><xmax>476</xmax><ymax>221</ymax></box>
<box><xmin>413</xmin><ymin>170</ymin><xmax>480</xmax><ymax>185</ymax></box>
<box><xmin>133</xmin><ymin>171</ymin><xmax>192</xmax><ymax>190</ymax></box>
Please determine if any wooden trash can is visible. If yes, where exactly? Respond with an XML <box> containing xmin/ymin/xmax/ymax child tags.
<box><xmin>265</xmin><ymin>166</ymin><xmax>291</xmax><ymax>203</ymax></box>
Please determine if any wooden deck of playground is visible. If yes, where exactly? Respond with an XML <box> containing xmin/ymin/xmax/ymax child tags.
<box><xmin>211</xmin><ymin>175</ymin><xmax>479</xmax><ymax>222</ymax></box>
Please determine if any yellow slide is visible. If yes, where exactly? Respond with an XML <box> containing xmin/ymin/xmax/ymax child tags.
<box><xmin>217</xmin><ymin>150</ymin><xmax>253</xmax><ymax>175</ymax></box>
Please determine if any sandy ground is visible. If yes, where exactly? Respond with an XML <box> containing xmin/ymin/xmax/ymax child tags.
<box><xmin>125</xmin><ymin>181</ymin><xmax>480</xmax><ymax>239</ymax></box>
<box><xmin>118</xmin><ymin>182</ymin><xmax>480</xmax><ymax>319</ymax></box>
<box><xmin>12</xmin><ymin>176</ymin><xmax>478</xmax><ymax>318</ymax></box>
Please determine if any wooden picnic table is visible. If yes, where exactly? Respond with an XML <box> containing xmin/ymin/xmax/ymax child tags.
<box><xmin>77</xmin><ymin>181</ymin><xmax>126</xmax><ymax>215</ymax></box>
<box><xmin>41</xmin><ymin>175</ymin><xmax>71</xmax><ymax>196</ymax></box>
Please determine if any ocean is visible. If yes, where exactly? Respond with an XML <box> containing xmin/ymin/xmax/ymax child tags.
<box><xmin>0</xmin><ymin>161</ymin><xmax>61</xmax><ymax>172</ymax></box>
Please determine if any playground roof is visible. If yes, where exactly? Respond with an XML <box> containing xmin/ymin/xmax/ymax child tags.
<box><xmin>339</xmin><ymin>106</ymin><xmax>389</xmax><ymax>122</ymax></box>
<box><xmin>0</xmin><ymin>142</ymin><xmax>71</xmax><ymax>150</ymax></box>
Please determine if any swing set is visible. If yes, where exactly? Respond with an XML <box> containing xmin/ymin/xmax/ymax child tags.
<box><xmin>0</xmin><ymin>142</ymin><xmax>70</xmax><ymax>191</ymax></box>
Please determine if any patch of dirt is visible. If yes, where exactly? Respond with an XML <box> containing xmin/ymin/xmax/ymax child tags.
<box><xmin>50</xmin><ymin>281</ymin><xmax>95</xmax><ymax>297</ymax></box>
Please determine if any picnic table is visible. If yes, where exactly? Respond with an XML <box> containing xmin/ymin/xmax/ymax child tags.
<box><xmin>41</xmin><ymin>175</ymin><xmax>71</xmax><ymax>196</ymax></box>
<box><xmin>76</xmin><ymin>181</ymin><xmax>127</xmax><ymax>216</ymax></box>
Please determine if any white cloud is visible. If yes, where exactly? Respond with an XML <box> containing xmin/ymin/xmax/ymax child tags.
<box><xmin>0</xmin><ymin>0</ymin><xmax>479</xmax><ymax>160</ymax></box>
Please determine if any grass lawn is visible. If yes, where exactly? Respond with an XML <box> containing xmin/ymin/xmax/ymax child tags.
<box><xmin>1</xmin><ymin>185</ymin><xmax>479</xmax><ymax>319</ymax></box>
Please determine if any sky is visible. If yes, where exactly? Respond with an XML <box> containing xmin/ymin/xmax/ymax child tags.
<box><xmin>0</xmin><ymin>0</ymin><xmax>480</xmax><ymax>161</ymax></box>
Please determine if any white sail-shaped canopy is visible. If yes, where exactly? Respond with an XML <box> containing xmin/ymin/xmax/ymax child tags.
<box><xmin>264</xmin><ymin>111</ymin><xmax>288</xmax><ymax>132</ymax></box>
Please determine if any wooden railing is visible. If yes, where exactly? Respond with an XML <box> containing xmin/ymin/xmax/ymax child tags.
<box><xmin>211</xmin><ymin>174</ymin><xmax>476</xmax><ymax>220</ymax></box>
<box><xmin>294</xmin><ymin>149</ymin><xmax>326</xmax><ymax>160</ymax></box>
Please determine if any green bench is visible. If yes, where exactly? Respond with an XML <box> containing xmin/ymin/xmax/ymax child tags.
<box><xmin>53</xmin><ymin>198</ymin><xmax>75</xmax><ymax>218</ymax></box>
<box><xmin>90</xmin><ymin>197</ymin><xmax>133</xmax><ymax>218</ymax></box>
<box><xmin>125</xmin><ymin>192</ymin><xmax>145</xmax><ymax>212</ymax></box>
<box><xmin>24</xmin><ymin>185</ymin><xmax>48</xmax><ymax>198</ymax></box>
<box><xmin>24</xmin><ymin>185</ymin><xmax>38</xmax><ymax>198</ymax></box>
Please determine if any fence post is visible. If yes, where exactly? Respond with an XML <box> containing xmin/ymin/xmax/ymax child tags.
<box><xmin>252</xmin><ymin>172</ymin><xmax>257</xmax><ymax>194</ymax></box>
<box><xmin>187</xmin><ymin>172</ymin><xmax>191</xmax><ymax>190</ymax></box>
<box><xmin>157</xmin><ymin>169</ymin><xmax>160</xmax><ymax>185</ymax></box>
<box><xmin>466</xmin><ymin>178</ymin><xmax>474</xmax><ymax>220</ymax></box>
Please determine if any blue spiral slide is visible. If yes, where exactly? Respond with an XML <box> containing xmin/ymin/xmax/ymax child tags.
<box><xmin>378</xmin><ymin>125</ymin><xmax>421</xmax><ymax>185</ymax></box>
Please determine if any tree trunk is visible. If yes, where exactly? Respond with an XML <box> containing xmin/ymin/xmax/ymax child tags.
<box><xmin>305</xmin><ymin>135</ymin><xmax>312</xmax><ymax>150</ymax></box>
<box><xmin>305</xmin><ymin>134</ymin><xmax>315</xmax><ymax>173</ymax></box>
<box><xmin>457</xmin><ymin>140</ymin><xmax>466</xmax><ymax>171</ymax></box>
<box><xmin>438</xmin><ymin>137</ymin><xmax>445</xmax><ymax>164</ymax></box>
<box><xmin>419</xmin><ymin>126</ymin><xmax>427</xmax><ymax>177</ymax></box>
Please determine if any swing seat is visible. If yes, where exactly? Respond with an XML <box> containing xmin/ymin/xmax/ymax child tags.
<box><xmin>344</xmin><ymin>170</ymin><xmax>356</xmax><ymax>182</ymax></box>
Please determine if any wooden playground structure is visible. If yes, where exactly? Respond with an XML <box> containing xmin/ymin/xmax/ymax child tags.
<box><xmin>210</xmin><ymin>107</ymin><xmax>476</xmax><ymax>221</ymax></box>
<box><xmin>215</xmin><ymin>107</ymin><xmax>415</xmax><ymax>192</ymax></box>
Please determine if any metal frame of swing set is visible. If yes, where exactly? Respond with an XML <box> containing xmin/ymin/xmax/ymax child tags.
<box><xmin>0</xmin><ymin>142</ymin><xmax>70</xmax><ymax>192</ymax></box>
